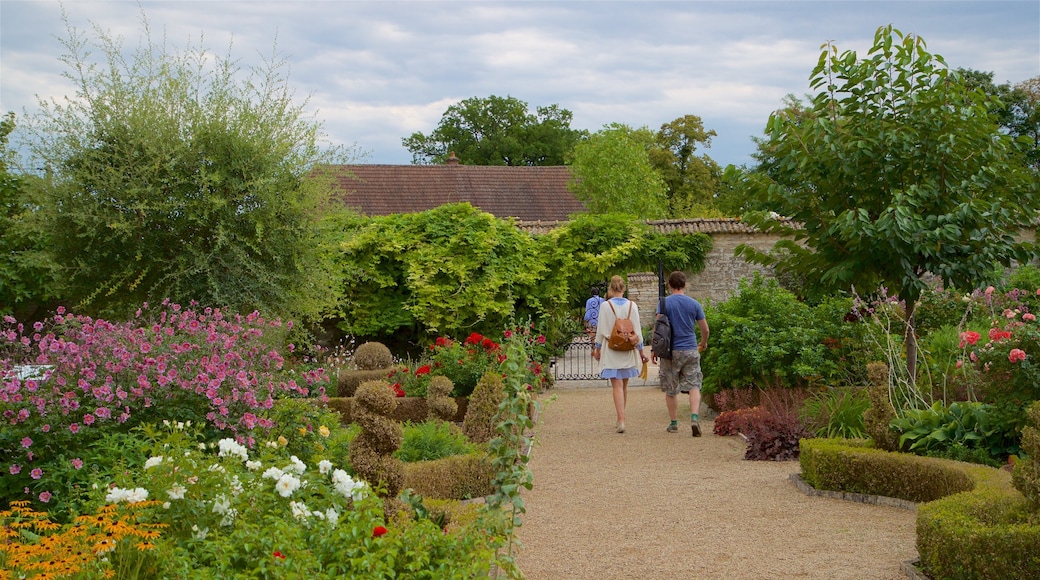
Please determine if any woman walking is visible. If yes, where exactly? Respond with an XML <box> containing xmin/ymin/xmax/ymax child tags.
<box><xmin>592</xmin><ymin>275</ymin><xmax>649</xmax><ymax>433</ymax></box>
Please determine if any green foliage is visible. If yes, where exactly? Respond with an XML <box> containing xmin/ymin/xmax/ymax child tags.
<box><xmin>427</xmin><ymin>333</ymin><xmax>504</xmax><ymax>398</ymax></box>
<box><xmin>566</xmin><ymin>123</ymin><xmax>669</xmax><ymax>218</ymax></box>
<box><xmin>1012</xmin><ymin>401</ymin><xmax>1040</xmax><ymax>509</ymax></box>
<box><xmin>647</xmin><ymin>115</ymin><xmax>722</xmax><ymax>217</ymax></box>
<box><xmin>336</xmin><ymin>203</ymin><xmax>543</xmax><ymax>339</ymax></box>
<box><xmin>22</xmin><ymin>13</ymin><xmax>355</xmax><ymax>321</ymax></box>
<box><xmin>743</xmin><ymin>26</ymin><xmax>1039</xmax><ymax>308</ymax></box>
<box><xmin>395</xmin><ymin>421</ymin><xmax>477</xmax><ymax>463</ymax></box>
<box><xmin>335</xmin><ymin>206</ymin><xmax>711</xmax><ymax>344</ymax></box>
<box><xmin>353</xmin><ymin>341</ymin><xmax>393</xmax><ymax>370</ymax></box>
<box><xmin>402</xmin><ymin>95</ymin><xmax>585</xmax><ymax>166</ymax></box>
<box><xmin>702</xmin><ymin>274</ymin><xmax>866</xmax><ymax>392</ymax></box>
<box><xmin>890</xmin><ymin>401</ymin><xmax>1020</xmax><ymax>464</ymax></box>
<box><xmin>801</xmin><ymin>387</ymin><xmax>869</xmax><ymax>439</ymax></box>
<box><xmin>0</xmin><ymin>113</ymin><xmax>61</xmax><ymax>315</ymax></box>
<box><xmin>484</xmin><ymin>332</ymin><xmax>540</xmax><ymax>577</ymax></box>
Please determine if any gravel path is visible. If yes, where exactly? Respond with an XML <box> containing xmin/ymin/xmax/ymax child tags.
<box><xmin>514</xmin><ymin>381</ymin><xmax>919</xmax><ymax>579</ymax></box>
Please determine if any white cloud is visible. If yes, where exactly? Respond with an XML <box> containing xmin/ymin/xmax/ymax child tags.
<box><xmin>2</xmin><ymin>0</ymin><xmax>1037</xmax><ymax>168</ymax></box>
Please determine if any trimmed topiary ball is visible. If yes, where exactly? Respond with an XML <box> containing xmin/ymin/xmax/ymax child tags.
<box><xmin>353</xmin><ymin>341</ymin><xmax>393</xmax><ymax>371</ymax></box>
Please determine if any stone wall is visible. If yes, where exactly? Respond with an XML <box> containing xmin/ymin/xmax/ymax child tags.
<box><xmin>624</xmin><ymin>231</ymin><xmax>787</xmax><ymax>323</ymax></box>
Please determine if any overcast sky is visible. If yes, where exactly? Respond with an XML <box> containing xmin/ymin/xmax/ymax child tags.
<box><xmin>2</xmin><ymin>1</ymin><xmax>1038</xmax><ymax>168</ymax></box>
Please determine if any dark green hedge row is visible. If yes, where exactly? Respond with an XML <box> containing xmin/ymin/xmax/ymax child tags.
<box><xmin>799</xmin><ymin>438</ymin><xmax>1040</xmax><ymax>579</ymax></box>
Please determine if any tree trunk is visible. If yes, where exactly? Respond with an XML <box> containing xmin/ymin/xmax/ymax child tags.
<box><xmin>904</xmin><ymin>298</ymin><xmax>918</xmax><ymax>383</ymax></box>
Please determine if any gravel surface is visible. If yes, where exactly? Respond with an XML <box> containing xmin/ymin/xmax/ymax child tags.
<box><xmin>514</xmin><ymin>381</ymin><xmax>919</xmax><ymax>579</ymax></box>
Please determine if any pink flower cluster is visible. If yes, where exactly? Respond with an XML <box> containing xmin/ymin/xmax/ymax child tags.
<box><xmin>1</xmin><ymin>301</ymin><xmax>330</xmax><ymax>493</ymax></box>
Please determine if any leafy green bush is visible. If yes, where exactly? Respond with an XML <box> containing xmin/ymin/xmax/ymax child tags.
<box><xmin>801</xmin><ymin>387</ymin><xmax>869</xmax><ymax>439</ymax></box>
<box><xmin>396</xmin><ymin>421</ymin><xmax>477</xmax><ymax>463</ymax></box>
<box><xmin>703</xmin><ymin>274</ymin><xmax>866</xmax><ymax>393</ymax></box>
<box><xmin>890</xmin><ymin>400</ymin><xmax>1020</xmax><ymax>465</ymax></box>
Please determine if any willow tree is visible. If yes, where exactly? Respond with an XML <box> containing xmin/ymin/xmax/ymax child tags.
<box><xmin>739</xmin><ymin>25</ymin><xmax>1040</xmax><ymax>381</ymax></box>
<box><xmin>19</xmin><ymin>10</ymin><xmax>355</xmax><ymax>321</ymax></box>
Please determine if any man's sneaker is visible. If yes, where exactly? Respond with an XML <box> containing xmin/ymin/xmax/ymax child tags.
<box><xmin>666</xmin><ymin>423</ymin><xmax>678</xmax><ymax>433</ymax></box>
<box><xmin>691</xmin><ymin>421</ymin><xmax>702</xmax><ymax>437</ymax></box>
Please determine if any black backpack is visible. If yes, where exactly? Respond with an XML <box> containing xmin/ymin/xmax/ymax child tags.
<box><xmin>651</xmin><ymin>296</ymin><xmax>672</xmax><ymax>360</ymax></box>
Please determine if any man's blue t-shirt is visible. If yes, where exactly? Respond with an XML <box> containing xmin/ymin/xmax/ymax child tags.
<box><xmin>584</xmin><ymin>296</ymin><xmax>604</xmax><ymax>324</ymax></box>
<box><xmin>657</xmin><ymin>294</ymin><xmax>705</xmax><ymax>350</ymax></box>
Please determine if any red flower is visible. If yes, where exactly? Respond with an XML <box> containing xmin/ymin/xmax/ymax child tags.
<box><xmin>480</xmin><ymin>337</ymin><xmax>501</xmax><ymax>352</ymax></box>
<box><xmin>988</xmin><ymin>328</ymin><xmax>1012</xmax><ymax>341</ymax></box>
<box><xmin>434</xmin><ymin>336</ymin><xmax>452</xmax><ymax>348</ymax></box>
<box><xmin>1009</xmin><ymin>348</ymin><xmax>1027</xmax><ymax>363</ymax></box>
<box><xmin>415</xmin><ymin>365</ymin><xmax>431</xmax><ymax>376</ymax></box>
<box><xmin>373</xmin><ymin>525</ymin><xmax>388</xmax><ymax>537</ymax></box>
<box><xmin>273</xmin><ymin>550</ymin><xmax>286</xmax><ymax>560</ymax></box>
<box><xmin>959</xmin><ymin>331</ymin><xmax>981</xmax><ymax>347</ymax></box>
<box><xmin>391</xmin><ymin>383</ymin><xmax>405</xmax><ymax>397</ymax></box>
<box><xmin>464</xmin><ymin>332</ymin><xmax>484</xmax><ymax>346</ymax></box>
<box><xmin>536</xmin><ymin>335</ymin><xmax>546</xmax><ymax>344</ymax></box>
<box><xmin>503</xmin><ymin>330</ymin><xmax>513</xmax><ymax>339</ymax></box>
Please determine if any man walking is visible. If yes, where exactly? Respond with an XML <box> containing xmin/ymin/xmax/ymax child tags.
<box><xmin>653</xmin><ymin>271</ymin><xmax>709</xmax><ymax>436</ymax></box>
<box><xmin>583</xmin><ymin>287</ymin><xmax>604</xmax><ymax>339</ymax></box>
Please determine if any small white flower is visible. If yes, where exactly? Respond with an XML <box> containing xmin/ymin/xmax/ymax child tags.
<box><xmin>262</xmin><ymin>467</ymin><xmax>284</xmax><ymax>481</ymax></box>
<box><xmin>266</xmin><ymin>441</ymin><xmax>279</xmax><ymax>449</ymax></box>
<box><xmin>229</xmin><ymin>475</ymin><xmax>243</xmax><ymax>496</ymax></box>
<box><xmin>212</xmin><ymin>494</ymin><xmax>231</xmax><ymax>515</ymax></box>
<box><xmin>290</xmin><ymin>501</ymin><xmax>312</xmax><ymax>521</ymax></box>
<box><xmin>218</xmin><ymin>439</ymin><xmax>249</xmax><ymax>462</ymax></box>
<box><xmin>325</xmin><ymin>507</ymin><xmax>339</xmax><ymax>528</ymax></box>
<box><xmin>167</xmin><ymin>483</ymin><xmax>186</xmax><ymax>500</ymax></box>
<box><xmin>192</xmin><ymin>525</ymin><xmax>209</xmax><ymax>540</ymax></box>
<box><xmin>199</xmin><ymin>443</ymin><xmax>207</xmax><ymax>451</ymax></box>
<box><xmin>275</xmin><ymin>473</ymin><xmax>301</xmax><ymax>498</ymax></box>
<box><xmin>285</xmin><ymin>455</ymin><xmax>306</xmax><ymax>475</ymax></box>
<box><xmin>162</xmin><ymin>502</ymin><xmax>171</xmax><ymax>509</ymax></box>
<box><xmin>318</xmin><ymin>459</ymin><xmax>333</xmax><ymax>475</ymax></box>
<box><xmin>245</xmin><ymin>460</ymin><xmax>262</xmax><ymax>471</ymax></box>
<box><xmin>208</xmin><ymin>464</ymin><xmax>226</xmax><ymax>474</ymax></box>
<box><xmin>125</xmin><ymin>487</ymin><xmax>149</xmax><ymax>503</ymax></box>
<box><xmin>144</xmin><ymin>456</ymin><xmax>164</xmax><ymax>469</ymax></box>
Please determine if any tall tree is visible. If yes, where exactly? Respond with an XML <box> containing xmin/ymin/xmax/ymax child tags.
<box><xmin>738</xmin><ymin>25</ymin><xmax>1040</xmax><ymax>381</ymax></box>
<box><xmin>958</xmin><ymin>69</ymin><xmax>1040</xmax><ymax>168</ymax></box>
<box><xmin>566</xmin><ymin>123</ymin><xmax>668</xmax><ymax>218</ymax></box>
<box><xmin>648</xmin><ymin>115</ymin><xmax>722</xmax><ymax>217</ymax></box>
<box><xmin>0</xmin><ymin>113</ymin><xmax>61</xmax><ymax>317</ymax></box>
<box><xmin>402</xmin><ymin>95</ymin><xmax>585</xmax><ymax>165</ymax></box>
<box><xmin>20</xmin><ymin>11</ymin><xmax>355</xmax><ymax>321</ymax></box>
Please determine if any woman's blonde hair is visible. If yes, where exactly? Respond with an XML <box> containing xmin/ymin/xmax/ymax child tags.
<box><xmin>606</xmin><ymin>275</ymin><xmax>626</xmax><ymax>298</ymax></box>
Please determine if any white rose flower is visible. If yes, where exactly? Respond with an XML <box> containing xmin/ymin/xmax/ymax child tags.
<box><xmin>143</xmin><ymin>456</ymin><xmax>164</xmax><ymax>469</ymax></box>
<box><xmin>167</xmin><ymin>483</ymin><xmax>187</xmax><ymax>500</ymax></box>
<box><xmin>318</xmin><ymin>459</ymin><xmax>333</xmax><ymax>475</ymax></box>
<box><xmin>275</xmin><ymin>473</ymin><xmax>301</xmax><ymax>498</ymax></box>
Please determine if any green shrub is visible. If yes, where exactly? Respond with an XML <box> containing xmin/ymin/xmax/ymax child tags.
<box><xmin>702</xmin><ymin>274</ymin><xmax>866</xmax><ymax>393</ymax></box>
<box><xmin>426</xmin><ymin>375</ymin><xmax>458</xmax><ymax>422</ymax></box>
<box><xmin>352</xmin><ymin>341</ymin><xmax>393</xmax><ymax>370</ymax></box>
<box><xmin>396</xmin><ymin>421</ymin><xmax>477</xmax><ymax>463</ymax></box>
<box><xmin>917</xmin><ymin>468</ymin><xmax>1040</xmax><ymax>579</ymax></box>
<box><xmin>799</xmin><ymin>437</ymin><xmax>1040</xmax><ymax>579</ymax></box>
<box><xmin>891</xmin><ymin>400</ymin><xmax>1020</xmax><ymax>465</ymax></box>
<box><xmin>801</xmin><ymin>387</ymin><xmax>869</xmax><ymax>439</ymax></box>
<box><xmin>799</xmin><ymin>438</ymin><xmax>975</xmax><ymax>503</ymax></box>
<box><xmin>862</xmin><ymin>362</ymin><xmax>900</xmax><ymax>451</ymax></box>
<box><xmin>1012</xmin><ymin>401</ymin><xmax>1040</xmax><ymax>509</ymax></box>
<box><xmin>402</xmin><ymin>453</ymin><xmax>495</xmax><ymax>500</ymax></box>
<box><xmin>462</xmin><ymin>371</ymin><xmax>507</xmax><ymax>444</ymax></box>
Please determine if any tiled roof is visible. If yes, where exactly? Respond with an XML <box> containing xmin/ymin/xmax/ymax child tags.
<box><xmin>515</xmin><ymin>218</ymin><xmax>800</xmax><ymax>235</ymax></box>
<box><xmin>330</xmin><ymin>163</ymin><xmax>586</xmax><ymax>221</ymax></box>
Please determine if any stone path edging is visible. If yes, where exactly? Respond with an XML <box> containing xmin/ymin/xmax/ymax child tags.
<box><xmin>788</xmin><ymin>473</ymin><xmax>918</xmax><ymax>510</ymax></box>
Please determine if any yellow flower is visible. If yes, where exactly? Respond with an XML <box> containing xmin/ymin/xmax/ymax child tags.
<box><xmin>278</xmin><ymin>436</ymin><xmax>288</xmax><ymax>447</ymax></box>
<box><xmin>298</xmin><ymin>427</ymin><xmax>307</xmax><ymax>436</ymax></box>
<box><xmin>318</xmin><ymin>425</ymin><xmax>330</xmax><ymax>438</ymax></box>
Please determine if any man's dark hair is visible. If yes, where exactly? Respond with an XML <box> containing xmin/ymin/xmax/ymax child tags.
<box><xmin>591</xmin><ymin>287</ymin><xmax>600</xmax><ymax>296</ymax></box>
<box><xmin>668</xmin><ymin>271</ymin><xmax>686</xmax><ymax>290</ymax></box>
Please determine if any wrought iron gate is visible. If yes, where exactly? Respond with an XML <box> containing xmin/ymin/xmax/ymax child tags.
<box><xmin>552</xmin><ymin>334</ymin><xmax>602</xmax><ymax>381</ymax></box>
